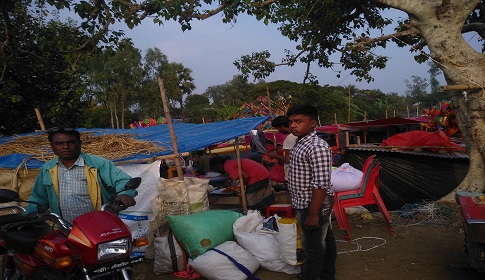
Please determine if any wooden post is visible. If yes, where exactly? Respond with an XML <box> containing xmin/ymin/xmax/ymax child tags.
<box><xmin>235</xmin><ymin>138</ymin><xmax>248</xmax><ymax>213</ymax></box>
<box><xmin>348</xmin><ymin>87</ymin><xmax>351</xmax><ymax>123</ymax></box>
<box><xmin>356</xmin><ymin>136</ymin><xmax>361</xmax><ymax>145</ymax></box>
<box><xmin>34</xmin><ymin>108</ymin><xmax>46</xmax><ymax>131</ymax></box>
<box><xmin>266</xmin><ymin>86</ymin><xmax>273</xmax><ymax>120</ymax></box>
<box><xmin>345</xmin><ymin>131</ymin><xmax>350</xmax><ymax>146</ymax></box>
<box><xmin>158</xmin><ymin>77</ymin><xmax>184</xmax><ymax>180</ymax></box>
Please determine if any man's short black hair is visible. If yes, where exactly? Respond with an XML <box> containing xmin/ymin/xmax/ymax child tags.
<box><xmin>210</xmin><ymin>156</ymin><xmax>227</xmax><ymax>173</ymax></box>
<box><xmin>286</xmin><ymin>104</ymin><xmax>319</xmax><ymax>120</ymax></box>
<box><xmin>271</xmin><ymin>116</ymin><xmax>290</xmax><ymax>128</ymax></box>
<box><xmin>47</xmin><ymin>127</ymin><xmax>81</xmax><ymax>142</ymax></box>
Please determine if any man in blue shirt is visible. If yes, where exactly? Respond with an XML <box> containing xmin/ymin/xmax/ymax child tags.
<box><xmin>27</xmin><ymin>127</ymin><xmax>137</xmax><ymax>223</ymax></box>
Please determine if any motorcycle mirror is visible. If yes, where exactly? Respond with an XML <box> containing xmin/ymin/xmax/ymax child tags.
<box><xmin>0</xmin><ymin>189</ymin><xmax>20</xmax><ymax>203</ymax></box>
<box><xmin>124</xmin><ymin>177</ymin><xmax>142</xmax><ymax>190</ymax></box>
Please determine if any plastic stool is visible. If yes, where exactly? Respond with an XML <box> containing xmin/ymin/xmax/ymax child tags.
<box><xmin>265</xmin><ymin>204</ymin><xmax>294</xmax><ymax>218</ymax></box>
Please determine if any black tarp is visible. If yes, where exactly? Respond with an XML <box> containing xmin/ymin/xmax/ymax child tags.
<box><xmin>341</xmin><ymin>148</ymin><xmax>469</xmax><ymax>211</ymax></box>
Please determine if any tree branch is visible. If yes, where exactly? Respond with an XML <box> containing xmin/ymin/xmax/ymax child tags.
<box><xmin>354</xmin><ymin>26</ymin><xmax>420</xmax><ymax>50</ymax></box>
<box><xmin>463</xmin><ymin>22</ymin><xmax>485</xmax><ymax>40</ymax></box>
<box><xmin>274</xmin><ymin>49</ymin><xmax>306</xmax><ymax>66</ymax></box>
<box><xmin>62</xmin><ymin>0</ymin><xmax>112</xmax><ymax>53</ymax></box>
<box><xmin>192</xmin><ymin>4</ymin><xmax>227</xmax><ymax>20</ymax></box>
<box><xmin>253</xmin><ymin>0</ymin><xmax>279</xmax><ymax>8</ymax></box>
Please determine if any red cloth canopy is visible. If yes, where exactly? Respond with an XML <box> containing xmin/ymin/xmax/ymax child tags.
<box><xmin>380</xmin><ymin>130</ymin><xmax>464</xmax><ymax>152</ymax></box>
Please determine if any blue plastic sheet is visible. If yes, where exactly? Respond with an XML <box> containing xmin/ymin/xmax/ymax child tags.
<box><xmin>0</xmin><ymin>116</ymin><xmax>269</xmax><ymax>169</ymax></box>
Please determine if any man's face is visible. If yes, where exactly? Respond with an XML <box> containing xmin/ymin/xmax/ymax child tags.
<box><xmin>50</xmin><ymin>133</ymin><xmax>82</xmax><ymax>161</ymax></box>
<box><xmin>288</xmin><ymin>114</ymin><xmax>316</xmax><ymax>137</ymax></box>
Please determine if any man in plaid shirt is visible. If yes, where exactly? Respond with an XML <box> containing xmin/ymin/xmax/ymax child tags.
<box><xmin>287</xmin><ymin>105</ymin><xmax>336</xmax><ymax>280</ymax></box>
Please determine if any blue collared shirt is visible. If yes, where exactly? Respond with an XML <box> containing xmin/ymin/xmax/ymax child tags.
<box><xmin>58</xmin><ymin>156</ymin><xmax>94</xmax><ymax>223</ymax></box>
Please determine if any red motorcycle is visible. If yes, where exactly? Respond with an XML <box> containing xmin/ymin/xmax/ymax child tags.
<box><xmin>456</xmin><ymin>192</ymin><xmax>485</xmax><ymax>273</ymax></box>
<box><xmin>0</xmin><ymin>177</ymin><xmax>147</xmax><ymax>280</ymax></box>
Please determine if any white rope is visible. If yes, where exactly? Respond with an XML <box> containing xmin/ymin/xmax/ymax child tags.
<box><xmin>336</xmin><ymin>236</ymin><xmax>387</xmax><ymax>254</ymax></box>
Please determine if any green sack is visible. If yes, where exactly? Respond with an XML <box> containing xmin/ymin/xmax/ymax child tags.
<box><xmin>166</xmin><ymin>210</ymin><xmax>243</xmax><ymax>258</ymax></box>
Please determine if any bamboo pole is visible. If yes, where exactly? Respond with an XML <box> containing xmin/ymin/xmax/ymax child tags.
<box><xmin>266</xmin><ymin>86</ymin><xmax>273</xmax><ymax>120</ymax></box>
<box><xmin>34</xmin><ymin>108</ymin><xmax>46</xmax><ymax>131</ymax></box>
<box><xmin>441</xmin><ymin>84</ymin><xmax>483</xmax><ymax>91</ymax></box>
<box><xmin>235</xmin><ymin>138</ymin><xmax>248</xmax><ymax>213</ymax></box>
<box><xmin>158</xmin><ymin>77</ymin><xmax>184</xmax><ymax>181</ymax></box>
<box><xmin>114</xmin><ymin>152</ymin><xmax>190</xmax><ymax>166</ymax></box>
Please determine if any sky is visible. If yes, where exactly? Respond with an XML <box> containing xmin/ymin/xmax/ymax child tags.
<box><xmin>115</xmin><ymin>8</ymin><xmax>440</xmax><ymax>96</ymax></box>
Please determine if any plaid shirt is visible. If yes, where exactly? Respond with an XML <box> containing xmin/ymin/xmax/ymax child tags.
<box><xmin>288</xmin><ymin>131</ymin><xmax>334</xmax><ymax>210</ymax></box>
<box><xmin>58</xmin><ymin>156</ymin><xmax>94</xmax><ymax>223</ymax></box>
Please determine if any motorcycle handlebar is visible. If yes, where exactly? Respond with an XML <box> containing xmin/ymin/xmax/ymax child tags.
<box><xmin>0</xmin><ymin>212</ymin><xmax>38</xmax><ymax>226</ymax></box>
<box><xmin>101</xmin><ymin>200</ymin><xmax>127</xmax><ymax>213</ymax></box>
<box><xmin>0</xmin><ymin>212</ymin><xmax>50</xmax><ymax>231</ymax></box>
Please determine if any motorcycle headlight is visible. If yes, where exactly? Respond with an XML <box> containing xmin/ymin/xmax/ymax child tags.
<box><xmin>97</xmin><ymin>238</ymin><xmax>130</xmax><ymax>261</ymax></box>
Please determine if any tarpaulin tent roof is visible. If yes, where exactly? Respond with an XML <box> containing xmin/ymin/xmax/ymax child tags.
<box><xmin>344</xmin><ymin>117</ymin><xmax>425</xmax><ymax>128</ymax></box>
<box><xmin>0</xmin><ymin>116</ymin><xmax>269</xmax><ymax>169</ymax></box>
<box><xmin>316</xmin><ymin>124</ymin><xmax>349</xmax><ymax>134</ymax></box>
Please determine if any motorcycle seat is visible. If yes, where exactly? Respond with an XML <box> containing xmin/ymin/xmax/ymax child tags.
<box><xmin>0</xmin><ymin>222</ymin><xmax>53</xmax><ymax>253</ymax></box>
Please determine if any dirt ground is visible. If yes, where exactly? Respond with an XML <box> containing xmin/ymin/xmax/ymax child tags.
<box><xmin>133</xmin><ymin>202</ymin><xmax>485</xmax><ymax>280</ymax></box>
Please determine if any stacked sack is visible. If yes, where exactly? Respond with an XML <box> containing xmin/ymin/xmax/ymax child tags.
<box><xmin>331</xmin><ymin>163</ymin><xmax>363</xmax><ymax>192</ymax></box>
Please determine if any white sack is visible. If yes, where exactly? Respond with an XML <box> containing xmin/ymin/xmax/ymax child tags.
<box><xmin>153</xmin><ymin>233</ymin><xmax>185</xmax><ymax>275</ymax></box>
<box><xmin>331</xmin><ymin>163</ymin><xmax>363</xmax><ymax>192</ymax></box>
<box><xmin>189</xmin><ymin>241</ymin><xmax>260</xmax><ymax>280</ymax></box>
<box><xmin>277</xmin><ymin>217</ymin><xmax>303</xmax><ymax>266</ymax></box>
<box><xmin>233</xmin><ymin>211</ymin><xmax>300</xmax><ymax>274</ymax></box>
<box><xmin>118</xmin><ymin>161</ymin><xmax>159</xmax><ymax>258</ymax></box>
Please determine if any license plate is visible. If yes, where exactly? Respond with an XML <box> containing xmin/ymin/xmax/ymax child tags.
<box><xmin>88</xmin><ymin>256</ymin><xmax>145</xmax><ymax>275</ymax></box>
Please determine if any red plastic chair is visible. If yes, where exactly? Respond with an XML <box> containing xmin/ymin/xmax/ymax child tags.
<box><xmin>332</xmin><ymin>156</ymin><xmax>395</xmax><ymax>241</ymax></box>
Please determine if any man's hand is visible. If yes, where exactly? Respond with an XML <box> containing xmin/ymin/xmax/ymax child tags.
<box><xmin>116</xmin><ymin>194</ymin><xmax>136</xmax><ymax>207</ymax></box>
<box><xmin>304</xmin><ymin>212</ymin><xmax>320</xmax><ymax>229</ymax></box>
<box><xmin>267</xmin><ymin>151</ymin><xmax>278</xmax><ymax>158</ymax></box>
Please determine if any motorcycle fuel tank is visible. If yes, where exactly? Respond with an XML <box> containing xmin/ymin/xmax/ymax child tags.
<box><xmin>66</xmin><ymin>211</ymin><xmax>132</xmax><ymax>266</ymax></box>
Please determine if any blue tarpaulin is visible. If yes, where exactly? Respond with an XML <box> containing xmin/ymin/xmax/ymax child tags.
<box><xmin>0</xmin><ymin>116</ymin><xmax>269</xmax><ymax>169</ymax></box>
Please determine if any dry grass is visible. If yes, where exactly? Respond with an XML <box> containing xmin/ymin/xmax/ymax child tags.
<box><xmin>0</xmin><ymin>132</ymin><xmax>165</xmax><ymax>162</ymax></box>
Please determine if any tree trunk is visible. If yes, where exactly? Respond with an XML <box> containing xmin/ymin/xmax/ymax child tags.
<box><xmin>179</xmin><ymin>97</ymin><xmax>185</xmax><ymax>122</ymax></box>
<box><xmin>109</xmin><ymin>100</ymin><xmax>114</xmax><ymax>129</ymax></box>
<box><xmin>375</xmin><ymin>0</ymin><xmax>485</xmax><ymax>198</ymax></box>
<box><xmin>121</xmin><ymin>93</ymin><xmax>125</xmax><ymax>129</ymax></box>
<box><xmin>113</xmin><ymin>95</ymin><xmax>119</xmax><ymax>129</ymax></box>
